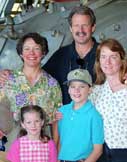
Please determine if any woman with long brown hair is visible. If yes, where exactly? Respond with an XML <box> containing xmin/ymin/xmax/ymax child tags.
<box><xmin>90</xmin><ymin>38</ymin><xmax>127</xmax><ymax>162</ymax></box>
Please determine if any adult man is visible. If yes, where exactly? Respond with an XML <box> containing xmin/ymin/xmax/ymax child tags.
<box><xmin>43</xmin><ymin>5</ymin><xmax>98</xmax><ymax>104</ymax></box>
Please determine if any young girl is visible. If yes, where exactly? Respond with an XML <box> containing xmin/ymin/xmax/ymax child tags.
<box><xmin>6</xmin><ymin>105</ymin><xmax>57</xmax><ymax>162</ymax></box>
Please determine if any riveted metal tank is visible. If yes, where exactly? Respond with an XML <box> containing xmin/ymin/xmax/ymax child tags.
<box><xmin>0</xmin><ymin>0</ymin><xmax>127</xmax><ymax>70</ymax></box>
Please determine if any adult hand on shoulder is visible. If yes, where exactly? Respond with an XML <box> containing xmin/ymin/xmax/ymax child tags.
<box><xmin>0</xmin><ymin>69</ymin><xmax>11</xmax><ymax>86</ymax></box>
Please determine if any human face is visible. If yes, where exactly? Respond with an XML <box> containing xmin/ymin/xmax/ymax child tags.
<box><xmin>70</xmin><ymin>14</ymin><xmax>95</xmax><ymax>45</ymax></box>
<box><xmin>22</xmin><ymin>38</ymin><xmax>43</xmax><ymax>68</ymax></box>
<box><xmin>68</xmin><ymin>81</ymin><xmax>90</xmax><ymax>108</ymax></box>
<box><xmin>21</xmin><ymin>111</ymin><xmax>44</xmax><ymax>140</ymax></box>
<box><xmin>100</xmin><ymin>46</ymin><xmax>122</xmax><ymax>77</ymax></box>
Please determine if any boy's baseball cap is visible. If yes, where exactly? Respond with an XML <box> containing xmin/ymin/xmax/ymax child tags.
<box><xmin>66</xmin><ymin>69</ymin><xmax>92</xmax><ymax>86</ymax></box>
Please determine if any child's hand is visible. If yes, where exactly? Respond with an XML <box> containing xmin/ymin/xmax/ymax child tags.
<box><xmin>55</xmin><ymin>111</ymin><xmax>63</xmax><ymax>121</ymax></box>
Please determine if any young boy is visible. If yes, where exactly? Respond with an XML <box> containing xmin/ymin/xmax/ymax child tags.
<box><xmin>57</xmin><ymin>69</ymin><xmax>104</xmax><ymax>162</ymax></box>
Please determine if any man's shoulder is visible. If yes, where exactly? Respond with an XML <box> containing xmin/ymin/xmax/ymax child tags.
<box><xmin>44</xmin><ymin>43</ymin><xmax>73</xmax><ymax>67</ymax></box>
<box><xmin>54</xmin><ymin>42</ymin><xmax>74</xmax><ymax>56</ymax></box>
<box><xmin>42</xmin><ymin>70</ymin><xmax>59</xmax><ymax>85</ymax></box>
<box><xmin>92</xmin><ymin>37</ymin><xmax>99</xmax><ymax>45</ymax></box>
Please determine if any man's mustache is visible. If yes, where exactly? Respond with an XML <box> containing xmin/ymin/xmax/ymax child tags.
<box><xmin>76</xmin><ymin>32</ymin><xmax>86</xmax><ymax>36</ymax></box>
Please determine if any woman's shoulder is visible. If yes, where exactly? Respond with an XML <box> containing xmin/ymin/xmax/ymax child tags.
<box><xmin>91</xmin><ymin>84</ymin><xmax>103</xmax><ymax>93</ymax></box>
<box><xmin>8</xmin><ymin>69</ymin><xmax>24</xmax><ymax>82</ymax></box>
<box><xmin>41</xmin><ymin>70</ymin><xmax>60</xmax><ymax>88</ymax></box>
<box><xmin>89</xmin><ymin>85</ymin><xmax>103</xmax><ymax>101</ymax></box>
<box><xmin>92</xmin><ymin>84</ymin><xmax>102</xmax><ymax>89</ymax></box>
<box><xmin>11</xmin><ymin>69</ymin><xmax>22</xmax><ymax>76</ymax></box>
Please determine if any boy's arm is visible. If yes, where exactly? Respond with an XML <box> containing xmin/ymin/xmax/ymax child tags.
<box><xmin>52</xmin><ymin>121</ymin><xmax>59</xmax><ymax>147</ymax></box>
<box><xmin>84</xmin><ymin>144</ymin><xmax>103</xmax><ymax>162</ymax></box>
<box><xmin>52</xmin><ymin>111</ymin><xmax>62</xmax><ymax>147</ymax></box>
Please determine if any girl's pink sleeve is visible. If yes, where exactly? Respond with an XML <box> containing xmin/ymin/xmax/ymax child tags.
<box><xmin>48</xmin><ymin>140</ymin><xmax>57</xmax><ymax>162</ymax></box>
<box><xmin>6</xmin><ymin>138</ymin><xmax>20</xmax><ymax>162</ymax></box>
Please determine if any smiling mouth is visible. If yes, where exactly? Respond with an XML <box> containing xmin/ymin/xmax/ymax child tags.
<box><xmin>31</xmin><ymin>129</ymin><xmax>37</xmax><ymax>131</ymax></box>
<box><xmin>27</xmin><ymin>57</ymin><xmax>37</xmax><ymax>60</ymax></box>
<box><xmin>74</xmin><ymin>94</ymin><xmax>81</xmax><ymax>98</ymax></box>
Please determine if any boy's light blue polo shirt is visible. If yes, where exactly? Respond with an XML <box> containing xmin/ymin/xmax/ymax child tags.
<box><xmin>58</xmin><ymin>100</ymin><xmax>104</xmax><ymax>161</ymax></box>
